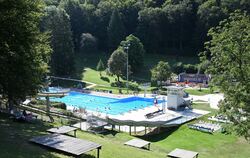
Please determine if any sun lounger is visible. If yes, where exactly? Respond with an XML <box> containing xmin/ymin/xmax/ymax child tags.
<box><xmin>145</xmin><ymin>109</ymin><xmax>164</xmax><ymax>119</ymax></box>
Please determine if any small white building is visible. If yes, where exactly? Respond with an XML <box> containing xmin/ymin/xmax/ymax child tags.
<box><xmin>166</xmin><ymin>86</ymin><xmax>189</xmax><ymax>110</ymax></box>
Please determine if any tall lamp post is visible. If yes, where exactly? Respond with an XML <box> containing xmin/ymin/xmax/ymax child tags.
<box><xmin>124</xmin><ymin>43</ymin><xmax>130</xmax><ymax>94</ymax></box>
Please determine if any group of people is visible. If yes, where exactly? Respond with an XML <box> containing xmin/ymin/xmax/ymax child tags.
<box><xmin>10</xmin><ymin>109</ymin><xmax>37</xmax><ymax>122</ymax></box>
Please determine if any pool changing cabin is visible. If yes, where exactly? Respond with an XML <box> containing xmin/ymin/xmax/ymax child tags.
<box><xmin>166</xmin><ymin>86</ymin><xmax>191</xmax><ymax>110</ymax></box>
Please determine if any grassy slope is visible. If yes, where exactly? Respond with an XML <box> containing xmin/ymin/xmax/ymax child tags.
<box><xmin>82</xmin><ymin>68</ymin><xmax>122</xmax><ymax>86</ymax></box>
<box><xmin>1</xmin><ymin>103</ymin><xmax>250</xmax><ymax>158</ymax></box>
<box><xmin>74</xmin><ymin>53</ymin><xmax>202</xmax><ymax>94</ymax></box>
<box><xmin>75</xmin><ymin>53</ymin><xmax>199</xmax><ymax>85</ymax></box>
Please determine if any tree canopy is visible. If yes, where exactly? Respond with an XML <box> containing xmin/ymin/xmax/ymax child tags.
<box><xmin>107</xmin><ymin>48</ymin><xmax>127</xmax><ymax>82</ymax></box>
<box><xmin>151</xmin><ymin>61</ymin><xmax>172</xmax><ymax>85</ymax></box>
<box><xmin>120</xmin><ymin>34</ymin><xmax>145</xmax><ymax>72</ymax></box>
<box><xmin>42</xmin><ymin>6</ymin><xmax>75</xmax><ymax>77</ymax></box>
<box><xmin>0</xmin><ymin>0</ymin><xmax>51</xmax><ymax>108</ymax></box>
<box><xmin>107</xmin><ymin>9</ymin><xmax>126</xmax><ymax>52</ymax></box>
<box><xmin>41</xmin><ymin>0</ymin><xmax>249</xmax><ymax>56</ymax></box>
<box><xmin>80</xmin><ymin>33</ymin><xmax>98</xmax><ymax>54</ymax></box>
<box><xmin>201</xmin><ymin>11</ymin><xmax>250</xmax><ymax>139</ymax></box>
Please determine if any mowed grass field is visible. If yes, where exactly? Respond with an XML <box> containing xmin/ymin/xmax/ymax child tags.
<box><xmin>75</xmin><ymin>53</ymin><xmax>199</xmax><ymax>85</ymax></box>
<box><xmin>1</xmin><ymin>104</ymin><xmax>249</xmax><ymax>158</ymax></box>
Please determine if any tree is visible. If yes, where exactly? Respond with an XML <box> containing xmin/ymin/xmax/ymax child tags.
<box><xmin>42</xmin><ymin>6</ymin><xmax>75</xmax><ymax>76</ymax></box>
<box><xmin>59</xmin><ymin>0</ymin><xmax>82</xmax><ymax>48</ymax></box>
<box><xmin>0</xmin><ymin>0</ymin><xmax>51</xmax><ymax>110</ymax></box>
<box><xmin>107</xmin><ymin>9</ymin><xmax>126</xmax><ymax>52</ymax></box>
<box><xmin>80</xmin><ymin>33</ymin><xmax>98</xmax><ymax>54</ymax></box>
<box><xmin>94</xmin><ymin>0</ymin><xmax>115</xmax><ymax>50</ymax></box>
<box><xmin>151</xmin><ymin>61</ymin><xmax>172</xmax><ymax>86</ymax></box>
<box><xmin>119</xmin><ymin>0</ymin><xmax>142</xmax><ymax>35</ymax></box>
<box><xmin>201</xmin><ymin>11</ymin><xmax>250</xmax><ymax>139</ymax></box>
<box><xmin>136</xmin><ymin>7</ymin><xmax>164</xmax><ymax>54</ymax></box>
<box><xmin>96</xmin><ymin>59</ymin><xmax>105</xmax><ymax>76</ymax></box>
<box><xmin>195</xmin><ymin>0</ymin><xmax>226</xmax><ymax>50</ymax></box>
<box><xmin>120</xmin><ymin>34</ymin><xmax>145</xmax><ymax>72</ymax></box>
<box><xmin>163</xmin><ymin>0</ymin><xmax>197</xmax><ymax>54</ymax></box>
<box><xmin>107</xmin><ymin>48</ymin><xmax>127</xmax><ymax>82</ymax></box>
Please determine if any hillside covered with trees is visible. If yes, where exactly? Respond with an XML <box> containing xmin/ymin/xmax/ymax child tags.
<box><xmin>41</xmin><ymin>0</ymin><xmax>249</xmax><ymax>76</ymax></box>
<box><xmin>43</xmin><ymin>0</ymin><xmax>250</xmax><ymax>53</ymax></box>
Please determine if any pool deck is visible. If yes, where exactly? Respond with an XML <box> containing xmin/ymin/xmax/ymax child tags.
<box><xmin>87</xmin><ymin>91</ymin><xmax>135</xmax><ymax>99</ymax></box>
<box><xmin>65</xmin><ymin>91</ymin><xmax>209</xmax><ymax>133</ymax></box>
<box><xmin>79</xmin><ymin>90</ymin><xmax>161</xmax><ymax>99</ymax></box>
<box><xmin>70</xmin><ymin>103</ymin><xmax>209</xmax><ymax>133</ymax></box>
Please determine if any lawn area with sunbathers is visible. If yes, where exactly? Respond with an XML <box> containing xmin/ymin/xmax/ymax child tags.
<box><xmin>0</xmin><ymin>104</ymin><xmax>250</xmax><ymax>158</ymax></box>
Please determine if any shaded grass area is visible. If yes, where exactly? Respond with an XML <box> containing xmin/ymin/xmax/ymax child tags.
<box><xmin>0</xmin><ymin>113</ymin><xmax>63</xmax><ymax>158</ymax></box>
<box><xmin>1</xmin><ymin>110</ymin><xmax>250</xmax><ymax>158</ymax></box>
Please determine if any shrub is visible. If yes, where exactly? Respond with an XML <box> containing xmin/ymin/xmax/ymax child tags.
<box><xmin>128</xmin><ymin>82</ymin><xmax>140</xmax><ymax>91</ymax></box>
<box><xmin>111</xmin><ymin>81</ymin><xmax>140</xmax><ymax>91</ymax></box>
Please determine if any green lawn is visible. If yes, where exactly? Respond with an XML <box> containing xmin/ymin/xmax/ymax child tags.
<box><xmin>82</xmin><ymin>68</ymin><xmax>122</xmax><ymax>86</ymax></box>
<box><xmin>0</xmin><ymin>111</ymin><xmax>249</xmax><ymax>158</ymax></box>
<box><xmin>192</xmin><ymin>103</ymin><xmax>217</xmax><ymax>112</ymax></box>
<box><xmin>75</xmin><ymin>53</ymin><xmax>199</xmax><ymax>84</ymax></box>
<box><xmin>75</xmin><ymin>53</ymin><xmax>204</xmax><ymax>94</ymax></box>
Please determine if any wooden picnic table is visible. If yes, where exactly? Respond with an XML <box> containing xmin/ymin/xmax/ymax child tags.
<box><xmin>30</xmin><ymin>134</ymin><xmax>102</xmax><ymax>158</ymax></box>
<box><xmin>124</xmin><ymin>138</ymin><xmax>151</xmax><ymax>150</ymax></box>
<box><xmin>167</xmin><ymin>148</ymin><xmax>199</xmax><ymax>158</ymax></box>
<box><xmin>47</xmin><ymin>125</ymin><xmax>78</xmax><ymax>137</ymax></box>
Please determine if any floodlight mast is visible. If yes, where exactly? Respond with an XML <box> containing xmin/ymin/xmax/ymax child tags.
<box><xmin>124</xmin><ymin>43</ymin><xmax>130</xmax><ymax>94</ymax></box>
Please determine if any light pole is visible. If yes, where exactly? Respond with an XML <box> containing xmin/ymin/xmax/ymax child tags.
<box><xmin>124</xmin><ymin>43</ymin><xmax>130</xmax><ymax>94</ymax></box>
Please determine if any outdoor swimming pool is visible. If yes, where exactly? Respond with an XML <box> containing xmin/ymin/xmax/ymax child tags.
<box><xmin>47</xmin><ymin>89</ymin><xmax>165</xmax><ymax>115</ymax></box>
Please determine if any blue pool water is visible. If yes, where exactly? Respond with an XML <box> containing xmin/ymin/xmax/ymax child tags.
<box><xmin>47</xmin><ymin>90</ymin><xmax>164</xmax><ymax>115</ymax></box>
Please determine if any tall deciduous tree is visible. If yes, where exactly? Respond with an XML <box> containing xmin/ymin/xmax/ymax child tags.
<box><xmin>107</xmin><ymin>9</ymin><xmax>126</xmax><ymax>52</ymax></box>
<box><xmin>42</xmin><ymin>6</ymin><xmax>75</xmax><ymax>76</ymax></box>
<box><xmin>0</xmin><ymin>0</ymin><xmax>51</xmax><ymax>109</ymax></box>
<box><xmin>120</xmin><ymin>34</ymin><xmax>145</xmax><ymax>73</ymax></box>
<box><xmin>201</xmin><ymin>11</ymin><xmax>250</xmax><ymax>139</ymax></box>
<box><xmin>151</xmin><ymin>61</ymin><xmax>172</xmax><ymax>86</ymax></box>
<box><xmin>107</xmin><ymin>48</ymin><xmax>127</xmax><ymax>82</ymax></box>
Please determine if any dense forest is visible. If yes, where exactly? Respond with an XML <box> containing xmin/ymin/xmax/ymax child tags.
<box><xmin>40</xmin><ymin>0</ymin><xmax>249</xmax><ymax>76</ymax></box>
<box><xmin>43</xmin><ymin>0</ymin><xmax>249</xmax><ymax>52</ymax></box>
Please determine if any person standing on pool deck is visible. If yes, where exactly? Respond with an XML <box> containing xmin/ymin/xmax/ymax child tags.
<box><xmin>154</xmin><ymin>98</ymin><xmax>159</xmax><ymax>110</ymax></box>
<box><xmin>154</xmin><ymin>98</ymin><xmax>158</xmax><ymax>105</ymax></box>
